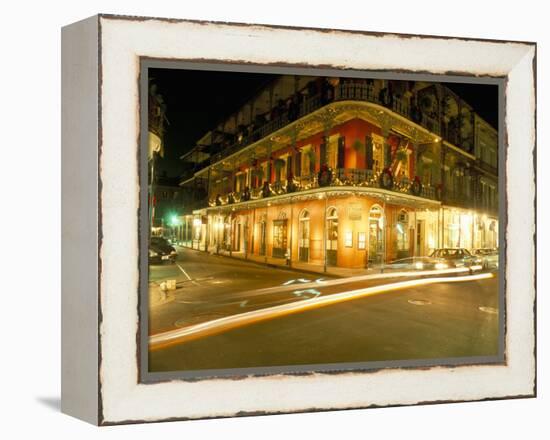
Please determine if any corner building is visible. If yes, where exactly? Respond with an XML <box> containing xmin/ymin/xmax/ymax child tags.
<box><xmin>178</xmin><ymin>77</ymin><xmax>499</xmax><ymax>270</ymax></box>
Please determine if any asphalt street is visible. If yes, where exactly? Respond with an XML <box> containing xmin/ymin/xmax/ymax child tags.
<box><xmin>148</xmin><ymin>248</ymin><xmax>500</xmax><ymax>372</ymax></box>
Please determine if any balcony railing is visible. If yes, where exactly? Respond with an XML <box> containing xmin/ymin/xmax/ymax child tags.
<box><xmin>205</xmin><ymin>82</ymin><xmax>468</xmax><ymax>168</ymax></box>
<box><xmin>208</xmin><ymin>167</ymin><xmax>439</xmax><ymax>208</ymax></box>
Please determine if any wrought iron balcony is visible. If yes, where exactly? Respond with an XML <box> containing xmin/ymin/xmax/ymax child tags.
<box><xmin>207</xmin><ymin>167</ymin><xmax>439</xmax><ymax>208</ymax></box>
<box><xmin>206</xmin><ymin>82</ymin><xmax>471</xmax><ymax>168</ymax></box>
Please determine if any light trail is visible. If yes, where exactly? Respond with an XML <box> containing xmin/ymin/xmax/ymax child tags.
<box><xmin>149</xmin><ymin>272</ymin><xmax>494</xmax><ymax>350</ymax></box>
<box><xmin>213</xmin><ymin>266</ymin><xmax>483</xmax><ymax>302</ymax></box>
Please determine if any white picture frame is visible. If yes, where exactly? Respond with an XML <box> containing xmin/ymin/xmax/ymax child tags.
<box><xmin>61</xmin><ymin>14</ymin><xmax>536</xmax><ymax>425</ymax></box>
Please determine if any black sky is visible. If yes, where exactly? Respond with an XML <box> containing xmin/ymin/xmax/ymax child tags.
<box><xmin>150</xmin><ymin>68</ymin><xmax>498</xmax><ymax>178</ymax></box>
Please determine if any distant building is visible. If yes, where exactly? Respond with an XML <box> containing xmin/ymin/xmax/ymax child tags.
<box><xmin>178</xmin><ymin>76</ymin><xmax>498</xmax><ymax>268</ymax></box>
<box><xmin>148</xmin><ymin>82</ymin><xmax>169</xmax><ymax>233</ymax></box>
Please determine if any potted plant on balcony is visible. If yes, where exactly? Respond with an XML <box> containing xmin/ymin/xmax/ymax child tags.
<box><xmin>261</xmin><ymin>181</ymin><xmax>272</xmax><ymax>198</ymax></box>
<box><xmin>395</xmin><ymin>147</ymin><xmax>408</xmax><ymax>164</ymax></box>
<box><xmin>286</xmin><ymin>173</ymin><xmax>297</xmax><ymax>193</ymax></box>
<box><xmin>379</xmin><ymin>167</ymin><xmax>394</xmax><ymax>189</ymax></box>
<box><xmin>318</xmin><ymin>164</ymin><xmax>333</xmax><ymax>187</ymax></box>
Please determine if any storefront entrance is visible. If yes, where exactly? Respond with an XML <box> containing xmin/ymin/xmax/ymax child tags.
<box><xmin>298</xmin><ymin>210</ymin><xmax>310</xmax><ymax>262</ymax></box>
<box><xmin>368</xmin><ymin>204</ymin><xmax>385</xmax><ymax>265</ymax></box>
<box><xmin>272</xmin><ymin>219</ymin><xmax>288</xmax><ymax>258</ymax></box>
<box><xmin>326</xmin><ymin>207</ymin><xmax>338</xmax><ymax>266</ymax></box>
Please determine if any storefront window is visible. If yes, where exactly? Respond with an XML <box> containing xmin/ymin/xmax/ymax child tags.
<box><xmin>396</xmin><ymin>210</ymin><xmax>409</xmax><ymax>251</ymax></box>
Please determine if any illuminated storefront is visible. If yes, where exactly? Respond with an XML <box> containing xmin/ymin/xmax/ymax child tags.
<box><xmin>178</xmin><ymin>77</ymin><xmax>499</xmax><ymax>269</ymax></box>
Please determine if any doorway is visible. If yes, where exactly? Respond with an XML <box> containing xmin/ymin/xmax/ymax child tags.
<box><xmin>326</xmin><ymin>207</ymin><xmax>338</xmax><ymax>266</ymax></box>
<box><xmin>298</xmin><ymin>209</ymin><xmax>310</xmax><ymax>262</ymax></box>
<box><xmin>272</xmin><ymin>219</ymin><xmax>288</xmax><ymax>258</ymax></box>
<box><xmin>368</xmin><ymin>204</ymin><xmax>385</xmax><ymax>265</ymax></box>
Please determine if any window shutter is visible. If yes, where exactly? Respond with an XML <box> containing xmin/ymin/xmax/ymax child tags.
<box><xmin>337</xmin><ymin>136</ymin><xmax>345</xmax><ymax>168</ymax></box>
<box><xmin>286</xmin><ymin>156</ymin><xmax>292</xmax><ymax>178</ymax></box>
<box><xmin>320</xmin><ymin>139</ymin><xmax>327</xmax><ymax>166</ymax></box>
<box><xmin>295</xmin><ymin>151</ymin><xmax>301</xmax><ymax>177</ymax></box>
<box><xmin>365</xmin><ymin>135</ymin><xmax>374</xmax><ymax>170</ymax></box>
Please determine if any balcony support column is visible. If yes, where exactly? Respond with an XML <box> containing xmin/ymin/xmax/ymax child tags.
<box><xmin>381</xmin><ymin>123</ymin><xmax>392</xmax><ymax>170</ymax></box>
<box><xmin>266</xmin><ymin>142</ymin><xmax>272</xmax><ymax>184</ymax></box>
<box><xmin>290</xmin><ymin>127</ymin><xmax>298</xmax><ymax>180</ymax></box>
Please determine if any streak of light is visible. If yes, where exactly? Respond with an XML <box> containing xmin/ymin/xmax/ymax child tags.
<box><xmin>149</xmin><ymin>272</ymin><xmax>494</xmax><ymax>350</ymax></box>
<box><xmin>225</xmin><ymin>266</ymin><xmax>485</xmax><ymax>301</ymax></box>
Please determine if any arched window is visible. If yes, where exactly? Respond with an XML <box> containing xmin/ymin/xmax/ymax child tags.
<box><xmin>326</xmin><ymin>207</ymin><xmax>338</xmax><ymax>248</ymax></box>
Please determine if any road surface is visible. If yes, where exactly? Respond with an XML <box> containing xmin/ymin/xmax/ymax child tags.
<box><xmin>148</xmin><ymin>248</ymin><xmax>500</xmax><ymax>372</ymax></box>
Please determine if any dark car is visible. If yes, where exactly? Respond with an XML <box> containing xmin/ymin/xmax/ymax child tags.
<box><xmin>429</xmin><ymin>248</ymin><xmax>481</xmax><ymax>268</ymax></box>
<box><xmin>385</xmin><ymin>256</ymin><xmax>451</xmax><ymax>272</ymax></box>
<box><xmin>148</xmin><ymin>237</ymin><xmax>177</xmax><ymax>264</ymax></box>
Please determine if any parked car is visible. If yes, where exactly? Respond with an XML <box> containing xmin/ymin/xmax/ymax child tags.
<box><xmin>471</xmin><ymin>248</ymin><xmax>499</xmax><ymax>269</ymax></box>
<box><xmin>385</xmin><ymin>256</ymin><xmax>450</xmax><ymax>271</ymax></box>
<box><xmin>429</xmin><ymin>248</ymin><xmax>482</xmax><ymax>268</ymax></box>
<box><xmin>149</xmin><ymin>237</ymin><xmax>177</xmax><ymax>264</ymax></box>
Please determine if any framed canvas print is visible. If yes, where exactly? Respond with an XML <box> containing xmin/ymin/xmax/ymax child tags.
<box><xmin>61</xmin><ymin>14</ymin><xmax>536</xmax><ymax>425</ymax></box>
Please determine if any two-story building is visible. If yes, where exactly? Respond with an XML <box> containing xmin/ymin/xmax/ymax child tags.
<box><xmin>177</xmin><ymin>76</ymin><xmax>499</xmax><ymax>269</ymax></box>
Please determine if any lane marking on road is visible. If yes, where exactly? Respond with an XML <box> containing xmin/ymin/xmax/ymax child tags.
<box><xmin>175</xmin><ymin>263</ymin><xmax>200</xmax><ymax>286</ymax></box>
<box><xmin>175</xmin><ymin>263</ymin><xmax>192</xmax><ymax>280</ymax></box>
<box><xmin>150</xmin><ymin>272</ymin><xmax>494</xmax><ymax>350</ymax></box>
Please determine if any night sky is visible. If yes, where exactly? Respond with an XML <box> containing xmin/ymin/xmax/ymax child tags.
<box><xmin>150</xmin><ymin>68</ymin><xmax>498</xmax><ymax>178</ymax></box>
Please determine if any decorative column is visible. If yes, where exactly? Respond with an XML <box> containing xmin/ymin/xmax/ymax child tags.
<box><xmin>381</xmin><ymin>123</ymin><xmax>392</xmax><ymax>170</ymax></box>
<box><xmin>266</xmin><ymin>141</ymin><xmax>273</xmax><ymax>185</ymax></box>
<box><xmin>323</xmin><ymin>194</ymin><xmax>327</xmax><ymax>273</ymax></box>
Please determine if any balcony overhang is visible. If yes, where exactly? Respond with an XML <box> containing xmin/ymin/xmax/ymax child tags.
<box><xmin>204</xmin><ymin>185</ymin><xmax>441</xmax><ymax>214</ymax></box>
<box><xmin>195</xmin><ymin>100</ymin><xmax>442</xmax><ymax>178</ymax></box>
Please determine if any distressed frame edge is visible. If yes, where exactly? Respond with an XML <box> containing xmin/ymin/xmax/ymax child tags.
<box><xmin>61</xmin><ymin>14</ymin><xmax>101</xmax><ymax>425</ymax></box>
<box><xmin>92</xmin><ymin>15</ymin><xmax>536</xmax><ymax>425</ymax></box>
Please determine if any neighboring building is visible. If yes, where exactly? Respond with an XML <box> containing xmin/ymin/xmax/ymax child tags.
<box><xmin>148</xmin><ymin>82</ymin><xmax>168</xmax><ymax>234</ymax></box>
<box><xmin>178</xmin><ymin>76</ymin><xmax>499</xmax><ymax>268</ymax></box>
<box><xmin>150</xmin><ymin>175</ymin><xmax>186</xmax><ymax>228</ymax></box>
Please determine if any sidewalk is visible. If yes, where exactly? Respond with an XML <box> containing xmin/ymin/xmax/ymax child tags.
<box><xmin>181</xmin><ymin>244</ymin><xmax>379</xmax><ymax>279</ymax></box>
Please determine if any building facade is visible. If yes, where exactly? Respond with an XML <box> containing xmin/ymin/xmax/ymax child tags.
<box><xmin>178</xmin><ymin>77</ymin><xmax>498</xmax><ymax>269</ymax></box>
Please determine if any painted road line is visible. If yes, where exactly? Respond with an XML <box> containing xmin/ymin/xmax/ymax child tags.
<box><xmin>175</xmin><ymin>263</ymin><xmax>200</xmax><ymax>286</ymax></box>
<box><xmin>149</xmin><ymin>272</ymin><xmax>494</xmax><ymax>350</ymax></box>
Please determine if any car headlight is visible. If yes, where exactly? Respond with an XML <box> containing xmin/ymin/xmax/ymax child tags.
<box><xmin>435</xmin><ymin>262</ymin><xmax>448</xmax><ymax>270</ymax></box>
<box><xmin>149</xmin><ymin>250</ymin><xmax>158</xmax><ymax>257</ymax></box>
